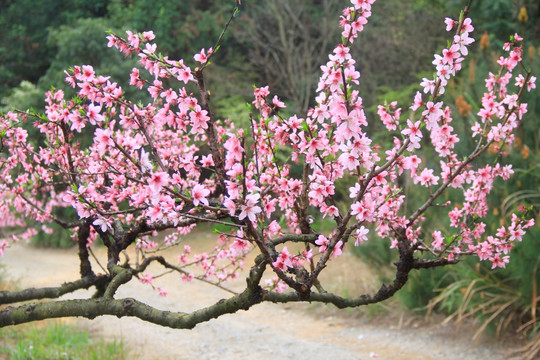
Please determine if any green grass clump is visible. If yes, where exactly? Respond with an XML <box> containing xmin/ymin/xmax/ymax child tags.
<box><xmin>0</xmin><ymin>322</ymin><xmax>124</xmax><ymax>360</ymax></box>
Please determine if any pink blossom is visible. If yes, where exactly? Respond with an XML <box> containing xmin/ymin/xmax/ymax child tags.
<box><xmin>192</xmin><ymin>184</ymin><xmax>210</xmax><ymax>207</ymax></box>
<box><xmin>410</xmin><ymin>91</ymin><xmax>424</xmax><ymax>111</ymax></box>
<box><xmin>324</xmin><ymin>205</ymin><xmax>340</xmax><ymax>218</ymax></box>
<box><xmin>329</xmin><ymin>44</ymin><xmax>351</xmax><ymax>63</ymax></box>
<box><xmin>315</xmin><ymin>235</ymin><xmax>330</xmax><ymax>253</ymax></box>
<box><xmin>223</xmin><ymin>198</ymin><xmax>237</xmax><ymax>216</ymax></box>
<box><xmin>354</xmin><ymin>226</ymin><xmax>369</xmax><ymax>246</ymax></box>
<box><xmin>93</xmin><ymin>217</ymin><xmax>111</xmax><ymax>232</ymax></box>
<box><xmin>489</xmin><ymin>254</ymin><xmax>509</xmax><ymax>269</ymax></box>
<box><xmin>194</xmin><ymin>48</ymin><xmax>208</xmax><ymax>64</ymax></box>
<box><xmin>444</xmin><ymin>18</ymin><xmax>457</xmax><ymax>31</ymax></box>
<box><xmin>147</xmin><ymin>205</ymin><xmax>162</xmax><ymax>222</ymax></box>
<box><xmin>508</xmin><ymin>225</ymin><xmax>525</xmax><ymax>242</ymax></box>
<box><xmin>230</xmin><ymin>239</ymin><xmax>250</xmax><ymax>256</ymax></box>
<box><xmin>181</xmin><ymin>273</ymin><xmax>194</xmax><ymax>282</ymax></box>
<box><xmin>148</xmin><ymin>172</ymin><xmax>170</xmax><ymax>192</ymax></box>
<box><xmin>145</xmin><ymin>43</ymin><xmax>157</xmax><ymax>54</ymax></box>
<box><xmin>420</xmin><ymin>77</ymin><xmax>436</xmax><ymax>94</ymax></box>
<box><xmin>515</xmin><ymin>74</ymin><xmax>536</xmax><ymax>92</ymax></box>
<box><xmin>0</xmin><ymin>240</ymin><xmax>9</xmax><ymax>256</ymax></box>
<box><xmin>81</xmin><ymin>65</ymin><xmax>95</xmax><ymax>81</ymax></box>
<box><xmin>139</xmin><ymin>148</ymin><xmax>153</xmax><ymax>171</ymax></box>
<box><xmin>200</xmin><ymin>154</ymin><xmax>214</xmax><ymax>167</ymax></box>
<box><xmin>189</xmin><ymin>105</ymin><xmax>210</xmax><ymax>133</ymax></box>
<box><xmin>414</xmin><ymin>168</ymin><xmax>439</xmax><ymax>187</ymax></box>
<box><xmin>332</xmin><ymin>240</ymin><xmax>344</xmax><ymax>258</ymax></box>
<box><xmin>401</xmin><ymin>119</ymin><xmax>422</xmax><ymax>141</ymax></box>
<box><xmin>239</xmin><ymin>193</ymin><xmax>262</xmax><ymax>223</ymax></box>
<box><xmin>157</xmin><ymin>287</ymin><xmax>168</xmax><ymax>297</ymax></box>
<box><xmin>441</xmin><ymin>44</ymin><xmax>460</xmax><ymax>65</ymax></box>
<box><xmin>94</xmin><ymin>128</ymin><xmax>114</xmax><ymax>156</ymax></box>
<box><xmin>432</xmin><ymin>231</ymin><xmax>444</xmax><ymax>250</ymax></box>
<box><xmin>263</xmin><ymin>197</ymin><xmax>277</xmax><ymax>218</ymax></box>
<box><xmin>138</xmin><ymin>272</ymin><xmax>154</xmax><ymax>284</ymax></box>
<box><xmin>462</xmin><ymin>18</ymin><xmax>474</xmax><ymax>33</ymax></box>
<box><xmin>272</xmin><ymin>95</ymin><xmax>286</xmax><ymax>108</ymax></box>
<box><xmin>454</xmin><ymin>32</ymin><xmax>475</xmax><ymax>56</ymax></box>
<box><xmin>267</xmin><ymin>220</ymin><xmax>281</xmax><ymax>237</ymax></box>
<box><xmin>224</xmin><ymin>135</ymin><xmax>244</xmax><ymax>167</ymax></box>
<box><xmin>272</xmin><ymin>246</ymin><xmax>293</xmax><ymax>271</ymax></box>
<box><xmin>142</xmin><ymin>31</ymin><xmax>155</xmax><ymax>41</ymax></box>
<box><xmin>87</xmin><ymin>103</ymin><xmax>104</xmax><ymax>125</ymax></box>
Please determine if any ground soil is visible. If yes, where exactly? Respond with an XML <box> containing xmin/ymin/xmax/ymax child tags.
<box><xmin>0</xmin><ymin>233</ymin><xmax>525</xmax><ymax>360</ymax></box>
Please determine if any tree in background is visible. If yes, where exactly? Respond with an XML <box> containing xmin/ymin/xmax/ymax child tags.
<box><xmin>0</xmin><ymin>0</ymin><xmax>108</xmax><ymax>97</ymax></box>
<box><xmin>0</xmin><ymin>0</ymin><xmax>535</xmax><ymax>331</ymax></box>
<box><xmin>235</xmin><ymin>0</ymin><xmax>342</xmax><ymax>113</ymax></box>
<box><xmin>236</xmin><ymin>0</ymin><xmax>448</xmax><ymax>114</ymax></box>
<box><xmin>106</xmin><ymin>0</ymin><xmax>236</xmax><ymax>60</ymax></box>
<box><xmin>1</xmin><ymin>1</ymin><xmax>245</xmax><ymax>113</ymax></box>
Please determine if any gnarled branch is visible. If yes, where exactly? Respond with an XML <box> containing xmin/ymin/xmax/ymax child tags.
<box><xmin>0</xmin><ymin>275</ymin><xmax>107</xmax><ymax>305</ymax></box>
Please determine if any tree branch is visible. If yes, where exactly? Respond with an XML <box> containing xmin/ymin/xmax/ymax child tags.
<box><xmin>78</xmin><ymin>221</ymin><xmax>95</xmax><ymax>279</ymax></box>
<box><xmin>194</xmin><ymin>69</ymin><xmax>227</xmax><ymax>192</ymax></box>
<box><xmin>0</xmin><ymin>284</ymin><xmax>265</xmax><ymax>329</ymax></box>
<box><xmin>268</xmin><ymin>242</ymin><xmax>458</xmax><ymax>308</ymax></box>
<box><xmin>0</xmin><ymin>275</ymin><xmax>107</xmax><ymax>305</ymax></box>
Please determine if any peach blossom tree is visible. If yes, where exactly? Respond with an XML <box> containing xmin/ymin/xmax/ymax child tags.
<box><xmin>0</xmin><ymin>0</ymin><xmax>535</xmax><ymax>328</ymax></box>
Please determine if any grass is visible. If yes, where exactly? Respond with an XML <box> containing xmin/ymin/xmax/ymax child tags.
<box><xmin>0</xmin><ymin>264</ymin><xmax>125</xmax><ymax>360</ymax></box>
<box><xmin>0</xmin><ymin>322</ymin><xmax>125</xmax><ymax>360</ymax></box>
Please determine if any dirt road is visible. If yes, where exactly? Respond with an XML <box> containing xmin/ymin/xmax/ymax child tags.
<box><xmin>1</xmin><ymin>238</ymin><xmax>519</xmax><ymax>360</ymax></box>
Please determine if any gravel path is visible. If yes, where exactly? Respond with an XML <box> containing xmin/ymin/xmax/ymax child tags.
<box><xmin>1</xmin><ymin>241</ymin><xmax>520</xmax><ymax>360</ymax></box>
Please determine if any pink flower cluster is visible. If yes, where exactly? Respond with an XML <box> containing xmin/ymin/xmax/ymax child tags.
<box><xmin>0</xmin><ymin>0</ymin><xmax>534</xmax><ymax>292</ymax></box>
